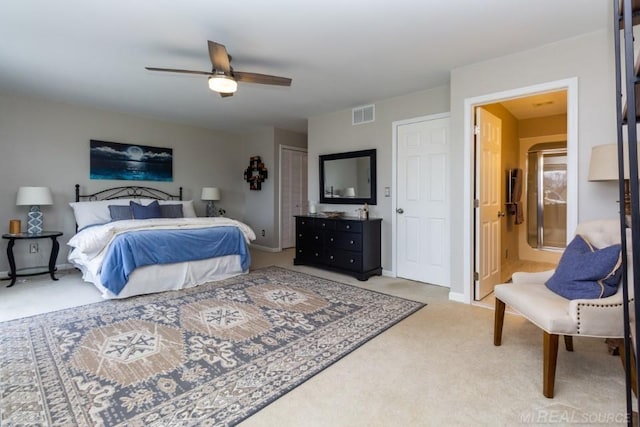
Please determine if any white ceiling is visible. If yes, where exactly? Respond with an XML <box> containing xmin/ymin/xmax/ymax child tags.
<box><xmin>0</xmin><ymin>1</ymin><xmax>609</xmax><ymax>133</ymax></box>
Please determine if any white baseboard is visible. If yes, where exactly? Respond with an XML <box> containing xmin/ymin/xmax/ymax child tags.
<box><xmin>382</xmin><ymin>269</ymin><xmax>394</xmax><ymax>277</ymax></box>
<box><xmin>249</xmin><ymin>244</ymin><xmax>281</xmax><ymax>253</ymax></box>
<box><xmin>448</xmin><ymin>291</ymin><xmax>466</xmax><ymax>303</ymax></box>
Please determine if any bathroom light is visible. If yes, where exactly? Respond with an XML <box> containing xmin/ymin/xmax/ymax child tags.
<box><xmin>208</xmin><ymin>75</ymin><xmax>237</xmax><ymax>93</ymax></box>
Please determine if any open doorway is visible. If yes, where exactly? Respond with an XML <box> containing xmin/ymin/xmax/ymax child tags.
<box><xmin>465</xmin><ymin>79</ymin><xmax>578</xmax><ymax>305</ymax></box>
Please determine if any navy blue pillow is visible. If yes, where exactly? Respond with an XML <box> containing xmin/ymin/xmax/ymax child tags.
<box><xmin>108</xmin><ymin>205</ymin><xmax>132</xmax><ymax>221</ymax></box>
<box><xmin>545</xmin><ymin>235</ymin><xmax>622</xmax><ymax>300</ymax></box>
<box><xmin>159</xmin><ymin>204</ymin><xmax>183</xmax><ymax>218</ymax></box>
<box><xmin>130</xmin><ymin>200</ymin><xmax>162</xmax><ymax>219</ymax></box>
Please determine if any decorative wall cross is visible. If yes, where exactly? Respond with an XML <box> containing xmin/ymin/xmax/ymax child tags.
<box><xmin>243</xmin><ymin>156</ymin><xmax>268</xmax><ymax>190</ymax></box>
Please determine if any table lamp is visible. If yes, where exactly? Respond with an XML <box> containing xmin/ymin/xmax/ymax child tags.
<box><xmin>588</xmin><ymin>143</ymin><xmax>639</xmax><ymax>216</ymax></box>
<box><xmin>201</xmin><ymin>187</ymin><xmax>221</xmax><ymax>217</ymax></box>
<box><xmin>16</xmin><ymin>186</ymin><xmax>53</xmax><ymax>234</ymax></box>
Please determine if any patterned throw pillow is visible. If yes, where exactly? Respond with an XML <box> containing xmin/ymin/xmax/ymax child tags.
<box><xmin>130</xmin><ymin>200</ymin><xmax>162</xmax><ymax>219</ymax></box>
<box><xmin>545</xmin><ymin>235</ymin><xmax>622</xmax><ymax>300</ymax></box>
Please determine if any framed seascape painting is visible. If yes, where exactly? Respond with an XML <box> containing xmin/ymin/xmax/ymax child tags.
<box><xmin>90</xmin><ymin>140</ymin><xmax>173</xmax><ymax>182</ymax></box>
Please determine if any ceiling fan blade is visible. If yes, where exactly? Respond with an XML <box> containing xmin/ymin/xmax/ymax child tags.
<box><xmin>208</xmin><ymin>41</ymin><xmax>231</xmax><ymax>73</ymax></box>
<box><xmin>233</xmin><ymin>71</ymin><xmax>292</xmax><ymax>87</ymax></box>
<box><xmin>219</xmin><ymin>92</ymin><xmax>234</xmax><ymax>98</ymax></box>
<box><xmin>145</xmin><ymin>67</ymin><xmax>214</xmax><ymax>76</ymax></box>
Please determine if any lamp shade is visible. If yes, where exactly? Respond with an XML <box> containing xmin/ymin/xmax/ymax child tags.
<box><xmin>588</xmin><ymin>143</ymin><xmax>640</xmax><ymax>181</ymax></box>
<box><xmin>16</xmin><ymin>186</ymin><xmax>53</xmax><ymax>206</ymax></box>
<box><xmin>201</xmin><ymin>187</ymin><xmax>221</xmax><ymax>201</ymax></box>
<box><xmin>344</xmin><ymin>187</ymin><xmax>356</xmax><ymax>197</ymax></box>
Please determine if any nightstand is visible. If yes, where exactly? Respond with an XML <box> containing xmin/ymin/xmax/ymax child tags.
<box><xmin>2</xmin><ymin>231</ymin><xmax>63</xmax><ymax>287</ymax></box>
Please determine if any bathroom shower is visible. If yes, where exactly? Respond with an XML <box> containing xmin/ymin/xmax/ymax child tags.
<box><xmin>526</xmin><ymin>142</ymin><xmax>567</xmax><ymax>250</ymax></box>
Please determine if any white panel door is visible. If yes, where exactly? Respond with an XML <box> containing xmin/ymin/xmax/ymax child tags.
<box><xmin>474</xmin><ymin>107</ymin><xmax>502</xmax><ymax>300</ymax></box>
<box><xmin>396</xmin><ymin>117</ymin><xmax>450</xmax><ymax>287</ymax></box>
<box><xmin>281</xmin><ymin>147</ymin><xmax>308</xmax><ymax>248</ymax></box>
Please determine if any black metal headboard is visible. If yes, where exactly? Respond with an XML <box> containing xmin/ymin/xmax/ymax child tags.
<box><xmin>75</xmin><ymin>184</ymin><xmax>183</xmax><ymax>202</ymax></box>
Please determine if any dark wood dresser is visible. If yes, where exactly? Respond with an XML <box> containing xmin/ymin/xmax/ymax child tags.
<box><xmin>293</xmin><ymin>215</ymin><xmax>382</xmax><ymax>281</ymax></box>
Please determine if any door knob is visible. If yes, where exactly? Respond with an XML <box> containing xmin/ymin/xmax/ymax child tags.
<box><xmin>498</xmin><ymin>211</ymin><xmax>506</xmax><ymax>218</ymax></box>
<box><xmin>396</xmin><ymin>208</ymin><xmax>404</xmax><ymax>214</ymax></box>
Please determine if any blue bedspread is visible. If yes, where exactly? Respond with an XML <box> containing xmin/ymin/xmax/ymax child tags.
<box><xmin>100</xmin><ymin>226</ymin><xmax>250</xmax><ymax>295</ymax></box>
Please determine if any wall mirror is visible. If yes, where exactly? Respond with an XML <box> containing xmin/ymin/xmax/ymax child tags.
<box><xmin>319</xmin><ymin>149</ymin><xmax>377</xmax><ymax>205</ymax></box>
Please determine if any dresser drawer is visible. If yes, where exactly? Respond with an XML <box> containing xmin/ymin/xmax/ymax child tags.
<box><xmin>296</xmin><ymin>217</ymin><xmax>314</xmax><ymax>229</ymax></box>
<box><xmin>296</xmin><ymin>245</ymin><xmax>324</xmax><ymax>261</ymax></box>
<box><xmin>325</xmin><ymin>231</ymin><xmax>362</xmax><ymax>251</ymax></box>
<box><xmin>297</xmin><ymin>229</ymin><xmax>323</xmax><ymax>244</ymax></box>
<box><xmin>325</xmin><ymin>250</ymin><xmax>362</xmax><ymax>271</ymax></box>
<box><xmin>337</xmin><ymin>221</ymin><xmax>361</xmax><ymax>233</ymax></box>
<box><xmin>314</xmin><ymin>218</ymin><xmax>335</xmax><ymax>230</ymax></box>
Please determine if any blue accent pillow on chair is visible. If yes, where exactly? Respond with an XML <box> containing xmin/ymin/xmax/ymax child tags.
<box><xmin>130</xmin><ymin>200</ymin><xmax>162</xmax><ymax>219</ymax></box>
<box><xmin>545</xmin><ymin>235</ymin><xmax>622</xmax><ymax>300</ymax></box>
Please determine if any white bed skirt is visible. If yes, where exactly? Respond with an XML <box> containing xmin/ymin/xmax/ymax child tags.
<box><xmin>76</xmin><ymin>255</ymin><xmax>246</xmax><ymax>299</ymax></box>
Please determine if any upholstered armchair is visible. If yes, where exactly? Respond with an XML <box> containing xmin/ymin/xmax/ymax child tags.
<box><xmin>493</xmin><ymin>218</ymin><xmax>632</xmax><ymax>398</ymax></box>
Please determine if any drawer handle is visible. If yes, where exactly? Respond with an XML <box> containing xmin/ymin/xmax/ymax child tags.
<box><xmin>350</xmin><ymin>240</ymin><xmax>354</xmax><ymax>244</ymax></box>
<box><xmin>298</xmin><ymin>249</ymin><xmax>302</xmax><ymax>253</ymax></box>
<box><xmin>346</xmin><ymin>225</ymin><xmax>351</xmax><ymax>229</ymax></box>
<box><xmin>330</xmin><ymin>255</ymin><xmax>334</xmax><ymax>260</ymax></box>
<box><xmin>298</xmin><ymin>233</ymin><xmax>302</xmax><ymax>237</ymax></box>
<box><xmin>301</xmin><ymin>221</ymin><xmax>305</xmax><ymax>225</ymax></box>
<box><xmin>315</xmin><ymin>252</ymin><xmax>319</xmax><ymax>257</ymax></box>
<box><xmin>315</xmin><ymin>235</ymin><xmax>319</xmax><ymax>240</ymax></box>
<box><xmin>349</xmin><ymin>259</ymin><xmax>354</xmax><ymax>263</ymax></box>
<box><xmin>330</xmin><ymin>237</ymin><xmax>334</xmax><ymax>242</ymax></box>
<box><xmin>322</xmin><ymin>223</ymin><xmax>326</xmax><ymax>227</ymax></box>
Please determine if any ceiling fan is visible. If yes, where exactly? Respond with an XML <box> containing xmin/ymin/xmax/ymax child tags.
<box><xmin>145</xmin><ymin>40</ymin><xmax>292</xmax><ymax>98</ymax></box>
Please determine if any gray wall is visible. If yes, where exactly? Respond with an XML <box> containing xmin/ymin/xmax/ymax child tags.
<box><xmin>307</xmin><ymin>29</ymin><xmax>618</xmax><ymax>297</ymax></box>
<box><xmin>0</xmin><ymin>93</ymin><xmax>244</xmax><ymax>271</ymax></box>
<box><xmin>449</xmin><ymin>29</ymin><xmax>617</xmax><ymax>297</ymax></box>
<box><xmin>0</xmin><ymin>27</ymin><xmax>619</xmax><ymax>299</ymax></box>
<box><xmin>239</xmin><ymin>127</ymin><xmax>307</xmax><ymax>249</ymax></box>
<box><xmin>239</xmin><ymin>128</ymin><xmax>276</xmax><ymax>248</ymax></box>
<box><xmin>308</xmin><ymin>85</ymin><xmax>451</xmax><ymax>272</ymax></box>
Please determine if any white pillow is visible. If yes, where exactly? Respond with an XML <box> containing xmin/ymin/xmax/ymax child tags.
<box><xmin>139</xmin><ymin>199</ymin><xmax>197</xmax><ymax>218</ymax></box>
<box><xmin>69</xmin><ymin>199</ymin><xmax>136</xmax><ymax>230</ymax></box>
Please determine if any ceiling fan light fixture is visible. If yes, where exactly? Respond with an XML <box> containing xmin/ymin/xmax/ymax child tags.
<box><xmin>208</xmin><ymin>74</ymin><xmax>237</xmax><ymax>93</ymax></box>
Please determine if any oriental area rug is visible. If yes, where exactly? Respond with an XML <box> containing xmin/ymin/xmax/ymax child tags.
<box><xmin>0</xmin><ymin>266</ymin><xmax>424</xmax><ymax>426</ymax></box>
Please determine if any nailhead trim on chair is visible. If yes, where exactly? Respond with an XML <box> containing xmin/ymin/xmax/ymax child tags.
<box><xmin>575</xmin><ymin>300</ymin><xmax>629</xmax><ymax>334</ymax></box>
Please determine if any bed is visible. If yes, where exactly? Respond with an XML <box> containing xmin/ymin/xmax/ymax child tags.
<box><xmin>67</xmin><ymin>184</ymin><xmax>256</xmax><ymax>299</ymax></box>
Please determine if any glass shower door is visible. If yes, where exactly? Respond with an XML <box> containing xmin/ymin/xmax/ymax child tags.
<box><xmin>527</xmin><ymin>148</ymin><xmax>567</xmax><ymax>250</ymax></box>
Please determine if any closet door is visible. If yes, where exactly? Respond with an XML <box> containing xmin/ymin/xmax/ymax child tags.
<box><xmin>281</xmin><ymin>147</ymin><xmax>308</xmax><ymax>248</ymax></box>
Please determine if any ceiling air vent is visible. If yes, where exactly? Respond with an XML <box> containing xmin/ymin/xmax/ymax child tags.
<box><xmin>352</xmin><ymin>104</ymin><xmax>375</xmax><ymax>125</ymax></box>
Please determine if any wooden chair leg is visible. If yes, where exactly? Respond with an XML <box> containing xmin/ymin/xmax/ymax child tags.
<box><xmin>543</xmin><ymin>332</ymin><xmax>559</xmax><ymax>398</ymax></box>
<box><xmin>564</xmin><ymin>335</ymin><xmax>574</xmax><ymax>352</ymax></box>
<box><xmin>494</xmin><ymin>298</ymin><xmax>506</xmax><ymax>346</ymax></box>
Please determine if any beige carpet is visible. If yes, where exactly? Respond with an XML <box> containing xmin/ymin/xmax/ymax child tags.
<box><xmin>0</xmin><ymin>248</ymin><xmax>629</xmax><ymax>425</ymax></box>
